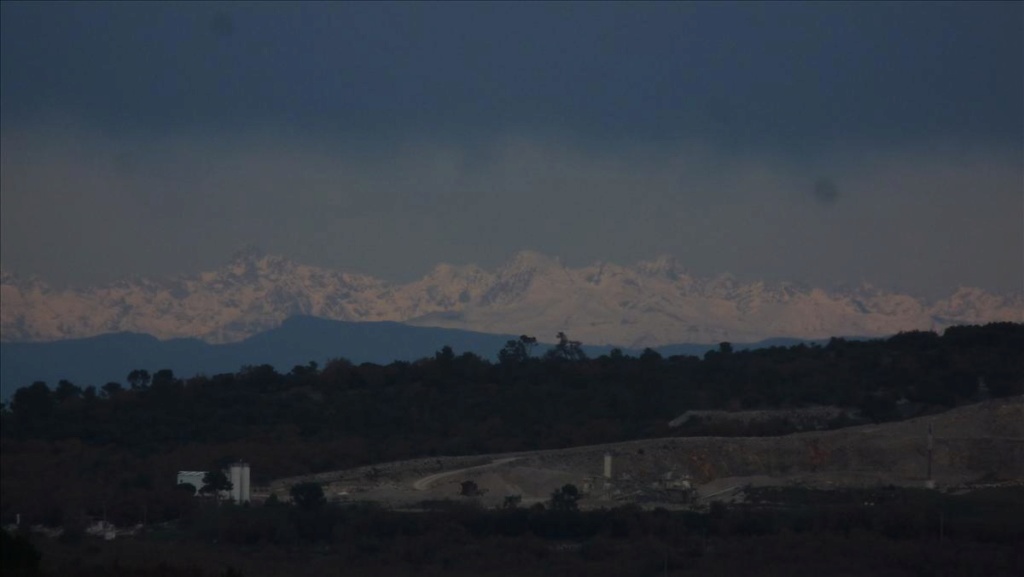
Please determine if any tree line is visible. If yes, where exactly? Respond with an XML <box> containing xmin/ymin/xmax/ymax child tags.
<box><xmin>1</xmin><ymin>323</ymin><xmax>1021</xmax><ymax>530</ymax></box>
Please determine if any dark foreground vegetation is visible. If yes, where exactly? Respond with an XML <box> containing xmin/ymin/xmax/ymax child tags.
<box><xmin>5</xmin><ymin>485</ymin><xmax>1023</xmax><ymax>577</ymax></box>
<box><xmin>1</xmin><ymin>323</ymin><xmax>1022</xmax><ymax>575</ymax></box>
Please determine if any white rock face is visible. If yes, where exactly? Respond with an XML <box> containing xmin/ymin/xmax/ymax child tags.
<box><xmin>1</xmin><ymin>250</ymin><xmax>1021</xmax><ymax>346</ymax></box>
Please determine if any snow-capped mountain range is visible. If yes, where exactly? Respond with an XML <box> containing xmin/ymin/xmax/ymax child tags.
<box><xmin>2</xmin><ymin>249</ymin><xmax>1021</xmax><ymax>347</ymax></box>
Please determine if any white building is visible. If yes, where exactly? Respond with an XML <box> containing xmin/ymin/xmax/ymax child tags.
<box><xmin>176</xmin><ymin>471</ymin><xmax>206</xmax><ymax>495</ymax></box>
<box><xmin>176</xmin><ymin>463</ymin><xmax>251</xmax><ymax>504</ymax></box>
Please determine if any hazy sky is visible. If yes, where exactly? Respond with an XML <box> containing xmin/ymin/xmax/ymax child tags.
<box><xmin>2</xmin><ymin>1</ymin><xmax>1021</xmax><ymax>298</ymax></box>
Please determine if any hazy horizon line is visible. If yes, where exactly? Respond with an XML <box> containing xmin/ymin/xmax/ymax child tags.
<box><xmin>3</xmin><ymin>246</ymin><xmax>1021</xmax><ymax>302</ymax></box>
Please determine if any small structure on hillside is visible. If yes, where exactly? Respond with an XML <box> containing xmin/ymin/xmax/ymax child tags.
<box><xmin>176</xmin><ymin>462</ymin><xmax>251</xmax><ymax>504</ymax></box>
<box><xmin>176</xmin><ymin>471</ymin><xmax>206</xmax><ymax>495</ymax></box>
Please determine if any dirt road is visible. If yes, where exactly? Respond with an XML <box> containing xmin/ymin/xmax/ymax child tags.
<box><xmin>413</xmin><ymin>457</ymin><xmax>520</xmax><ymax>491</ymax></box>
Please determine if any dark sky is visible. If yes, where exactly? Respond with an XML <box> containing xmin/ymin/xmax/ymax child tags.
<box><xmin>2</xmin><ymin>1</ymin><xmax>1022</xmax><ymax>297</ymax></box>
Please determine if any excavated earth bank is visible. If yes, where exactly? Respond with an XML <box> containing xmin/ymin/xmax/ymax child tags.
<box><xmin>268</xmin><ymin>396</ymin><xmax>1023</xmax><ymax>509</ymax></box>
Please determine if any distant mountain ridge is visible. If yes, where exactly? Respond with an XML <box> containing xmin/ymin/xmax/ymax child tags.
<box><xmin>0</xmin><ymin>317</ymin><xmax>513</xmax><ymax>398</ymax></box>
<box><xmin>0</xmin><ymin>315</ymin><xmax>822</xmax><ymax>399</ymax></box>
<box><xmin>2</xmin><ymin>249</ymin><xmax>1021</xmax><ymax>347</ymax></box>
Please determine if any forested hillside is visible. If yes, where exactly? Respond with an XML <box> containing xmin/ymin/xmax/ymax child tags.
<box><xmin>2</xmin><ymin>323</ymin><xmax>1021</xmax><ymax>532</ymax></box>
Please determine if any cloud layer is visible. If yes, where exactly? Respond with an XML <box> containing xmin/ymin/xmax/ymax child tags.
<box><xmin>2</xmin><ymin>124</ymin><xmax>1020</xmax><ymax>298</ymax></box>
<box><xmin>2</xmin><ymin>3</ymin><xmax>1021</xmax><ymax>299</ymax></box>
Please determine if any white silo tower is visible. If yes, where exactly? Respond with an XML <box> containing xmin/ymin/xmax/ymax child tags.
<box><xmin>229</xmin><ymin>463</ymin><xmax>243</xmax><ymax>503</ymax></box>
<box><xmin>241</xmin><ymin>462</ymin><xmax>251</xmax><ymax>503</ymax></box>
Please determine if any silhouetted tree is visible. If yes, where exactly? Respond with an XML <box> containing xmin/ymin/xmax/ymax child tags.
<box><xmin>202</xmin><ymin>469</ymin><xmax>233</xmax><ymax>499</ymax></box>
<box><xmin>639</xmin><ymin>348</ymin><xmax>662</xmax><ymax>363</ymax></box>
<box><xmin>101</xmin><ymin>382</ymin><xmax>124</xmax><ymax>399</ymax></box>
<box><xmin>127</xmin><ymin>369</ymin><xmax>151</xmax><ymax>390</ymax></box>
<box><xmin>11</xmin><ymin>382</ymin><xmax>53</xmax><ymax>424</ymax></box>
<box><xmin>550</xmin><ymin>484</ymin><xmax>581</xmax><ymax>512</ymax></box>
<box><xmin>290</xmin><ymin>482</ymin><xmax>326</xmax><ymax>510</ymax></box>
<box><xmin>53</xmin><ymin>380</ymin><xmax>81</xmax><ymax>403</ymax></box>
<box><xmin>499</xmin><ymin>335</ymin><xmax>537</xmax><ymax>365</ymax></box>
<box><xmin>151</xmin><ymin>369</ymin><xmax>177</xmax><ymax>387</ymax></box>
<box><xmin>547</xmin><ymin>332</ymin><xmax>587</xmax><ymax>361</ymax></box>
<box><xmin>435</xmin><ymin>345</ymin><xmax>455</xmax><ymax>364</ymax></box>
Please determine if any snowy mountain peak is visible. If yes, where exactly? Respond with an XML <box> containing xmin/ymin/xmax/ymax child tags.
<box><xmin>635</xmin><ymin>254</ymin><xmax>684</xmax><ymax>279</ymax></box>
<box><xmin>2</xmin><ymin>252</ymin><xmax>1021</xmax><ymax>346</ymax></box>
<box><xmin>223</xmin><ymin>247</ymin><xmax>295</xmax><ymax>279</ymax></box>
<box><xmin>424</xmin><ymin>262</ymin><xmax>489</xmax><ymax>281</ymax></box>
<box><xmin>0</xmin><ymin>269</ymin><xmax>50</xmax><ymax>294</ymax></box>
<box><xmin>933</xmin><ymin>287</ymin><xmax>1024</xmax><ymax>323</ymax></box>
<box><xmin>499</xmin><ymin>250</ymin><xmax>563</xmax><ymax>274</ymax></box>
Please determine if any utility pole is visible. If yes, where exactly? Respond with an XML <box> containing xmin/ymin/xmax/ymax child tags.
<box><xmin>926</xmin><ymin>423</ymin><xmax>935</xmax><ymax>489</ymax></box>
